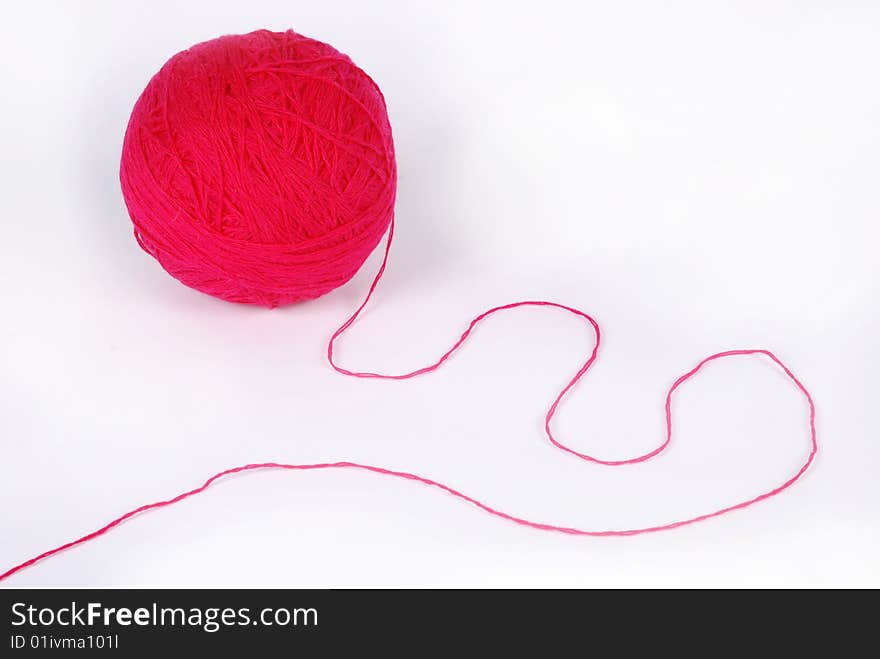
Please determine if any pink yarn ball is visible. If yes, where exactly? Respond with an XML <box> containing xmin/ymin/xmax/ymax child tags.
<box><xmin>120</xmin><ymin>29</ymin><xmax>396</xmax><ymax>308</ymax></box>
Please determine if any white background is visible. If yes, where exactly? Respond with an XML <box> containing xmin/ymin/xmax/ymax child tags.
<box><xmin>1</xmin><ymin>1</ymin><xmax>877</xmax><ymax>587</ymax></box>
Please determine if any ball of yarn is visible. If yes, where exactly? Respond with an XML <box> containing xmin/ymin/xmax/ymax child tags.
<box><xmin>120</xmin><ymin>29</ymin><xmax>396</xmax><ymax>308</ymax></box>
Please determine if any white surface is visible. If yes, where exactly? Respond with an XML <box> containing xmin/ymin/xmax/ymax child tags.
<box><xmin>1</xmin><ymin>0</ymin><xmax>878</xmax><ymax>588</ymax></box>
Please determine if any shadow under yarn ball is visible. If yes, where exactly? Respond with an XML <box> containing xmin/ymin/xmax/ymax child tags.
<box><xmin>120</xmin><ymin>29</ymin><xmax>397</xmax><ymax>308</ymax></box>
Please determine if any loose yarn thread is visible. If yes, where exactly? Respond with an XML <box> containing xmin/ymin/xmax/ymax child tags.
<box><xmin>0</xmin><ymin>30</ymin><xmax>818</xmax><ymax>582</ymax></box>
<box><xmin>0</xmin><ymin>219</ymin><xmax>819</xmax><ymax>581</ymax></box>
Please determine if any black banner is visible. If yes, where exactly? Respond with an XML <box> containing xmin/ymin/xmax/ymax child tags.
<box><xmin>0</xmin><ymin>588</ymin><xmax>865</xmax><ymax>653</ymax></box>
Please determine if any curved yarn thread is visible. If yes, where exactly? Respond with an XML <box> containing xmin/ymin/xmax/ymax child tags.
<box><xmin>0</xmin><ymin>218</ymin><xmax>818</xmax><ymax>582</ymax></box>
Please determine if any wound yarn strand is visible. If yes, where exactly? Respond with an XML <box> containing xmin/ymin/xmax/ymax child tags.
<box><xmin>0</xmin><ymin>218</ymin><xmax>818</xmax><ymax>582</ymax></box>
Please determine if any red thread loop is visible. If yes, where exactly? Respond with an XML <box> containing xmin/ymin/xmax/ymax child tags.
<box><xmin>0</xmin><ymin>219</ymin><xmax>818</xmax><ymax>582</ymax></box>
